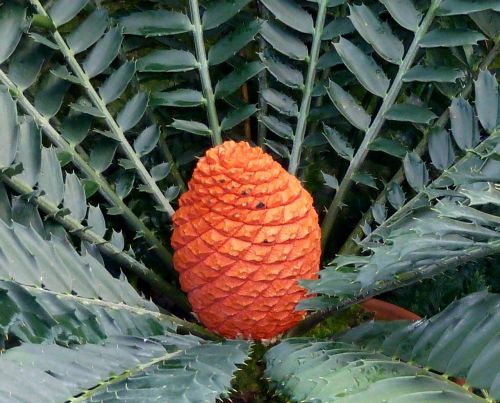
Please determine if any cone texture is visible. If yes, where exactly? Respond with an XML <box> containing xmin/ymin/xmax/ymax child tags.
<box><xmin>172</xmin><ymin>141</ymin><xmax>321</xmax><ymax>339</ymax></box>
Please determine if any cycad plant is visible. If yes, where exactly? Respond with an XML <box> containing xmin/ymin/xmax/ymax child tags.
<box><xmin>0</xmin><ymin>0</ymin><xmax>499</xmax><ymax>401</ymax></box>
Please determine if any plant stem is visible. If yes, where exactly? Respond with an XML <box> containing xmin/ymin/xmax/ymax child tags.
<box><xmin>241</xmin><ymin>81</ymin><xmax>252</xmax><ymax>140</ymax></box>
<box><xmin>321</xmin><ymin>0</ymin><xmax>442</xmax><ymax>250</ymax></box>
<box><xmin>0</xmin><ymin>68</ymin><xmax>174</xmax><ymax>269</ymax></box>
<box><xmin>1</xmin><ymin>174</ymin><xmax>191</xmax><ymax>314</ymax></box>
<box><xmin>30</xmin><ymin>0</ymin><xmax>175</xmax><ymax>217</ymax></box>
<box><xmin>257</xmin><ymin>58</ymin><xmax>269</xmax><ymax>146</ymax></box>
<box><xmin>288</xmin><ymin>238</ymin><xmax>500</xmax><ymax>337</ymax></box>
<box><xmin>288</xmin><ymin>0</ymin><xmax>328</xmax><ymax>175</ymax></box>
<box><xmin>291</xmin><ymin>129</ymin><xmax>500</xmax><ymax>336</ymax></box>
<box><xmin>158</xmin><ymin>132</ymin><xmax>187</xmax><ymax>192</ymax></box>
<box><xmin>309</xmin><ymin>65</ymin><xmax>332</xmax><ymax>138</ymax></box>
<box><xmin>188</xmin><ymin>0</ymin><xmax>222</xmax><ymax>146</ymax></box>
<box><xmin>256</xmin><ymin>1</ymin><xmax>269</xmax><ymax>146</ymax></box>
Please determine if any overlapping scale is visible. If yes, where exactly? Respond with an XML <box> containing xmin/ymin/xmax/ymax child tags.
<box><xmin>172</xmin><ymin>141</ymin><xmax>321</xmax><ymax>339</ymax></box>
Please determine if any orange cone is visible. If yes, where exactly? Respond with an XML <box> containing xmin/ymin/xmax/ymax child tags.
<box><xmin>172</xmin><ymin>141</ymin><xmax>321</xmax><ymax>339</ymax></box>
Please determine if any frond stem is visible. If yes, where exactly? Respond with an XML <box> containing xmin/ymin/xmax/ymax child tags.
<box><xmin>321</xmin><ymin>0</ymin><xmax>442</xmax><ymax>250</ymax></box>
<box><xmin>188</xmin><ymin>0</ymin><xmax>222</xmax><ymax>146</ymax></box>
<box><xmin>256</xmin><ymin>2</ymin><xmax>270</xmax><ymax>146</ymax></box>
<box><xmin>71</xmin><ymin>350</ymin><xmax>185</xmax><ymax>402</ymax></box>
<box><xmin>158</xmin><ymin>132</ymin><xmax>187</xmax><ymax>192</ymax></box>
<box><xmin>288</xmin><ymin>0</ymin><xmax>328</xmax><ymax>175</ymax></box>
<box><xmin>22</xmin><ymin>283</ymin><xmax>215</xmax><ymax>340</ymax></box>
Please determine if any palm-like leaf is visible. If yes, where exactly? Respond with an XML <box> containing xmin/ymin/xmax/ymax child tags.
<box><xmin>267</xmin><ymin>293</ymin><xmax>500</xmax><ymax>402</ymax></box>
<box><xmin>0</xmin><ymin>1</ymin><xmax>174</xmax><ymax>269</ymax></box>
<box><xmin>0</xmin><ymin>212</ymin><xmax>175</xmax><ymax>344</ymax></box>
<box><xmin>339</xmin><ymin>292</ymin><xmax>500</xmax><ymax>399</ymax></box>
<box><xmin>120</xmin><ymin>0</ymin><xmax>261</xmax><ymax>145</ymax></box>
<box><xmin>256</xmin><ymin>0</ymin><xmax>329</xmax><ymax>172</ymax></box>
<box><xmin>265</xmin><ymin>342</ymin><xmax>482</xmax><ymax>402</ymax></box>
<box><xmin>0</xmin><ymin>86</ymin><xmax>189</xmax><ymax>309</ymax></box>
<box><xmin>318</xmin><ymin>0</ymin><xmax>494</xmax><ymax>248</ymax></box>
<box><xmin>29</xmin><ymin>0</ymin><xmax>175</xmax><ymax>216</ymax></box>
<box><xmin>300</xmin><ymin>69</ymin><xmax>500</xmax><ymax>311</ymax></box>
<box><xmin>0</xmin><ymin>182</ymin><xmax>246</xmax><ymax>401</ymax></box>
<box><xmin>0</xmin><ymin>335</ymin><xmax>249</xmax><ymax>402</ymax></box>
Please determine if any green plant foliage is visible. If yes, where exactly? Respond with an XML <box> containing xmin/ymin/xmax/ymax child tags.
<box><xmin>339</xmin><ymin>292</ymin><xmax>500</xmax><ymax>400</ymax></box>
<box><xmin>265</xmin><ymin>338</ymin><xmax>484</xmax><ymax>402</ymax></box>
<box><xmin>0</xmin><ymin>184</ymin><xmax>180</xmax><ymax>344</ymax></box>
<box><xmin>0</xmin><ymin>0</ymin><xmax>499</xmax><ymax>401</ymax></box>
<box><xmin>318</xmin><ymin>0</ymin><xmax>490</xmax><ymax>250</ymax></box>
<box><xmin>300</xmin><ymin>69</ymin><xmax>500</xmax><ymax>311</ymax></box>
<box><xmin>0</xmin><ymin>183</ymin><xmax>242</xmax><ymax>399</ymax></box>
<box><xmin>0</xmin><ymin>335</ymin><xmax>249</xmax><ymax>402</ymax></box>
<box><xmin>0</xmin><ymin>88</ymin><xmax>188</xmax><ymax>310</ymax></box>
<box><xmin>0</xmin><ymin>0</ymin><xmax>178</xmax><ymax>272</ymax></box>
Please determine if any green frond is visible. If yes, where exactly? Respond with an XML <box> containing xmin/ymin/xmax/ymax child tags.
<box><xmin>0</xmin><ymin>214</ymin><xmax>177</xmax><ymax>344</ymax></box>
<box><xmin>319</xmin><ymin>0</ymin><xmax>498</xmax><ymax>248</ymax></box>
<box><xmin>301</xmin><ymin>68</ymin><xmax>500</xmax><ymax>310</ymax></box>
<box><xmin>0</xmin><ymin>1</ymin><xmax>174</xmax><ymax>268</ymax></box>
<box><xmin>340</xmin><ymin>43</ymin><xmax>500</xmax><ymax>256</ymax></box>
<box><xmin>0</xmin><ymin>335</ymin><xmax>250</xmax><ymax>402</ymax></box>
<box><xmin>30</xmin><ymin>0</ymin><xmax>175</xmax><ymax>216</ymax></box>
<box><xmin>265</xmin><ymin>337</ymin><xmax>484</xmax><ymax>402</ymax></box>
<box><xmin>120</xmin><ymin>0</ymin><xmax>260</xmax><ymax>145</ymax></box>
<box><xmin>0</xmin><ymin>182</ymin><xmax>216</xmax><ymax>342</ymax></box>
<box><xmin>254</xmin><ymin>0</ymin><xmax>332</xmax><ymax>172</ymax></box>
<box><xmin>0</xmin><ymin>87</ymin><xmax>189</xmax><ymax>310</ymax></box>
<box><xmin>339</xmin><ymin>292</ymin><xmax>500</xmax><ymax>400</ymax></box>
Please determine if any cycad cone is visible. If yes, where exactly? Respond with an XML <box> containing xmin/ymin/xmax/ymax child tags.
<box><xmin>171</xmin><ymin>141</ymin><xmax>321</xmax><ymax>340</ymax></box>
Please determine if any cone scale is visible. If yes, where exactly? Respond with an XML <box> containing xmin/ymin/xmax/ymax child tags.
<box><xmin>172</xmin><ymin>141</ymin><xmax>321</xmax><ymax>340</ymax></box>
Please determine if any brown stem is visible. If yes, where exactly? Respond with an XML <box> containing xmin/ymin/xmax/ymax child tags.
<box><xmin>360</xmin><ymin>298</ymin><xmax>420</xmax><ymax>321</ymax></box>
<box><xmin>242</xmin><ymin>86</ymin><xmax>252</xmax><ymax>140</ymax></box>
<box><xmin>239</xmin><ymin>49</ymin><xmax>253</xmax><ymax>141</ymax></box>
